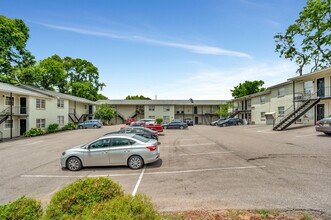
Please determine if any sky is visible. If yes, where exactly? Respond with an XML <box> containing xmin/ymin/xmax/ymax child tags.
<box><xmin>1</xmin><ymin>0</ymin><xmax>309</xmax><ymax>100</ymax></box>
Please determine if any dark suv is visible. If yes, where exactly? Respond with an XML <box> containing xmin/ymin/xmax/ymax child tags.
<box><xmin>217</xmin><ymin>118</ymin><xmax>243</xmax><ymax>127</ymax></box>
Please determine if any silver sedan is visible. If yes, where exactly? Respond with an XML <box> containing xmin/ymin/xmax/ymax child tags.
<box><xmin>61</xmin><ymin>134</ymin><xmax>160</xmax><ymax>171</ymax></box>
<box><xmin>315</xmin><ymin>117</ymin><xmax>331</xmax><ymax>136</ymax></box>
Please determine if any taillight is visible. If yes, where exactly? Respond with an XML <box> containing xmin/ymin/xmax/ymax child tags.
<box><xmin>146</xmin><ymin>146</ymin><xmax>157</xmax><ymax>151</ymax></box>
<box><xmin>316</xmin><ymin>121</ymin><xmax>321</xmax><ymax>126</ymax></box>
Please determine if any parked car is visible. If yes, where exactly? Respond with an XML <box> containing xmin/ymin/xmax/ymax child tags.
<box><xmin>210</xmin><ymin>118</ymin><xmax>226</xmax><ymax>126</ymax></box>
<box><xmin>122</xmin><ymin>121</ymin><xmax>164</xmax><ymax>132</ymax></box>
<box><xmin>315</xmin><ymin>117</ymin><xmax>331</xmax><ymax>136</ymax></box>
<box><xmin>140</xmin><ymin>119</ymin><xmax>156</xmax><ymax>125</ymax></box>
<box><xmin>105</xmin><ymin>127</ymin><xmax>159</xmax><ymax>140</ymax></box>
<box><xmin>125</xmin><ymin>118</ymin><xmax>135</xmax><ymax>125</ymax></box>
<box><xmin>217</xmin><ymin>118</ymin><xmax>242</xmax><ymax>127</ymax></box>
<box><xmin>163</xmin><ymin>120</ymin><xmax>188</xmax><ymax>129</ymax></box>
<box><xmin>78</xmin><ymin>120</ymin><xmax>102</xmax><ymax>129</ymax></box>
<box><xmin>184</xmin><ymin>118</ymin><xmax>194</xmax><ymax>126</ymax></box>
<box><xmin>61</xmin><ymin>134</ymin><xmax>160</xmax><ymax>171</ymax></box>
<box><xmin>130</xmin><ymin>121</ymin><xmax>146</xmax><ymax>127</ymax></box>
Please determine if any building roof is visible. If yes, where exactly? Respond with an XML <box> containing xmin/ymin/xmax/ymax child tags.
<box><xmin>16</xmin><ymin>84</ymin><xmax>97</xmax><ymax>105</ymax></box>
<box><xmin>0</xmin><ymin>82</ymin><xmax>49</xmax><ymax>98</ymax></box>
<box><xmin>287</xmin><ymin>67</ymin><xmax>331</xmax><ymax>82</ymax></box>
<box><xmin>98</xmin><ymin>99</ymin><xmax>228</xmax><ymax>106</ymax></box>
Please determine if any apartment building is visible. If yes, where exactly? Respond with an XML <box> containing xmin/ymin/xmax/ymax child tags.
<box><xmin>229</xmin><ymin>67</ymin><xmax>331</xmax><ymax>130</ymax></box>
<box><xmin>98</xmin><ymin>99</ymin><xmax>227</xmax><ymax>125</ymax></box>
<box><xmin>0</xmin><ymin>82</ymin><xmax>98</xmax><ymax>139</ymax></box>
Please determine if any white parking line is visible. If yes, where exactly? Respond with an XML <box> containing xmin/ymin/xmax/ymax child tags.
<box><xmin>177</xmin><ymin>143</ymin><xmax>217</xmax><ymax>147</ymax></box>
<box><xmin>295</xmin><ymin>134</ymin><xmax>319</xmax><ymax>137</ymax></box>
<box><xmin>178</xmin><ymin>151</ymin><xmax>233</xmax><ymax>156</ymax></box>
<box><xmin>132</xmin><ymin>165</ymin><xmax>146</xmax><ymax>196</ymax></box>
<box><xmin>20</xmin><ymin>165</ymin><xmax>265</xmax><ymax>179</ymax></box>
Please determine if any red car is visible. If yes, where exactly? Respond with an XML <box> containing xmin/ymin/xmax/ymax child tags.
<box><xmin>125</xmin><ymin>118</ymin><xmax>135</xmax><ymax>125</ymax></box>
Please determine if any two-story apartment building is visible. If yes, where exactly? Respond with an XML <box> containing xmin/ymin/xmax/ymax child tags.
<box><xmin>98</xmin><ymin>99</ymin><xmax>227</xmax><ymax>125</ymax></box>
<box><xmin>0</xmin><ymin>82</ymin><xmax>98</xmax><ymax>139</ymax></box>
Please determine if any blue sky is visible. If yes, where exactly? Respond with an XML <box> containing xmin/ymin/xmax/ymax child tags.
<box><xmin>1</xmin><ymin>0</ymin><xmax>308</xmax><ymax>100</ymax></box>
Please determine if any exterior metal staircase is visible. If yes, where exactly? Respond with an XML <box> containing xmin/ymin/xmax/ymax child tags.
<box><xmin>273</xmin><ymin>97</ymin><xmax>320</xmax><ymax>131</ymax></box>
<box><xmin>0</xmin><ymin>115</ymin><xmax>9</xmax><ymax>124</ymax></box>
<box><xmin>229</xmin><ymin>110</ymin><xmax>239</xmax><ymax>118</ymax></box>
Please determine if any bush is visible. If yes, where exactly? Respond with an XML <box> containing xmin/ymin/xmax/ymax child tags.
<box><xmin>0</xmin><ymin>196</ymin><xmax>42</xmax><ymax>220</ymax></box>
<box><xmin>23</xmin><ymin>128</ymin><xmax>44</xmax><ymax>137</ymax></box>
<box><xmin>156</xmin><ymin>118</ymin><xmax>163</xmax><ymax>124</ymax></box>
<box><xmin>44</xmin><ymin>177</ymin><xmax>124</xmax><ymax>219</ymax></box>
<box><xmin>81</xmin><ymin>194</ymin><xmax>160</xmax><ymax>220</ymax></box>
<box><xmin>62</xmin><ymin>122</ymin><xmax>76</xmax><ymax>131</ymax></box>
<box><xmin>47</xmin><ymin>123</ymin><xmax>59</xmax><ymax>133</ymax></box>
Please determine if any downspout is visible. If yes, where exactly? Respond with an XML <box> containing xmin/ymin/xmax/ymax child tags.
<box><xmin>10</xmin><ymin>92</ymin><xmax>13</xmax><ymax>139</ymax></box>
<box><xmin>292</xmin><ymin>81</ymin><xmax>296</xmax><ymax>124</ymax></box>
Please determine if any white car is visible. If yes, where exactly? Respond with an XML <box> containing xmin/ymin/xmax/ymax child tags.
<box><xmin>140</xmin><ymin>119</ymin><xmax>156</xmax><ymax>125</ymax></box>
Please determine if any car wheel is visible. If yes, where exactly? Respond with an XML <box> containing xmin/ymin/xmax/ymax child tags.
<box><xmin>93</xmin><ymin>125</ymin><xmax>97</xmax><ymax>128</ymax></box>
<box><xmin>324</xmin><ymin>132</ymin><xmax>331</xmax><ymax>136</ymax></box>
<box><xmin>180</xmin><ymin>126</ymin><xmax>184</xmax><ymax>129</ymax></box>
<box><xmin>78</xmin><ymin>125</ymin><xmax>83</xmax><ymax>129</ymax></box>
<box><xmin>128</xmin><ymin>155</ymin><xmax>144</xmax><ymax>169</ymax></box>
<box><xmin>164</xmin><ymin>126</ymin><xmax>167</xmax><ymax>129</ymax></box>
<box><xmin>66</xmin><ymin>157</ymin><xmax>82</xmax><ymax>171</ymax></box>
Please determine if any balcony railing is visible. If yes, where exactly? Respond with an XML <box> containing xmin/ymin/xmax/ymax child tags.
<box><xmin>0</xmin><ymin>107</ymin><xmax>29</xmax><ymax>115</ymax></box>
<box><xmin>295</xmin><ymin>86</ymin><xmax>331</xmax><ymax>101</ymax></box>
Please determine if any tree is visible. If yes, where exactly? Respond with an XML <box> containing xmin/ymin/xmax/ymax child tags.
<box><xmin>94</xmin><ymin>104</ymin><xmax>116</xmax><ymax>125</ymax></box>
<box><xmin>274</xmin><ymin>0</ymin><xmax>331</xmax><ymax>75</ymax></box>
<box><xmin>231</xmin><ymin>80</ymin><xmax>265</xmax><ymax>98</ymax></box>
<box><xmin>215</xmin><ymin>104</ymin><xmax>230</xmax><ymax>118</ymax></box>
<box><xmin>125</xmin><ymin>95</ymin><xmax>151</xmax><ymax>100</ymax></box>
<box><xmin>0</xmin><ymin>15</ymin><xmax>35</xmax><ymax>83</ymax></box>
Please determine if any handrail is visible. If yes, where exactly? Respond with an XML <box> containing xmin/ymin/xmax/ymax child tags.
<box><xmin>0</xmin><ymin>131</ymin><xmax>3</xmax><ymax>141</ymax></box>
<box><xmin>273</xmin><ymin>89</ymin><xmax>320</xmax><ymax>128</ymax></box>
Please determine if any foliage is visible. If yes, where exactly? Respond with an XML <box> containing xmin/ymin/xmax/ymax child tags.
<box><xmin>95</xmin><ymin>93</ymin><xmax>108</xmax><ymax>100</ymax></box>
<box><xmin>156</xmin><ymin>118</ymin><xmax>163</xmax><ymax>124</ymax></box>
<box><xmin>274</xmin><ymin>0</ymin><xmax>331</xmax><ymax>75</ymax></box>
<box><xmin>125</xmin><ymin>95</ymin><xmax>151</xmax><ymax>100</ymax></box>
<box><xmin>215</xmin><ymin>104</ymin><xmax>229</xmax><ymax>118</ymax></box>
<box><xmin>0</xmin><ymin>196</ymin><xmax>42</xmax><ymax>220</ymax></box>
<box><xmin>231</xmin><ymin>80</ymin><xmax>265</xmax><ymax>98</ymax></box>
<box><xmin>94</xmin><ymin>104</ymin><xmax>116</xmax><ymax>124</ymax></box>
<box><xmin>47</xmin><ymin>123</ymin><xmax>59</xmax><ymax>133</ymax></box>
<box><xmin>62</xmin><ymin>122</ymin><xmax>77</xmax><ymax>130</ymax></box>
<box><xmin>81</xmin><ymin>194</ymin><xmax>160</xmax><ymax>220</ymax></box>
<box><xmin>0</xmin><ymin>15</ymin><xmax>35</xmax><ymax>84</ymax></box>
<box><xmin>44</xmin><ymin>177</ymin><xmax>124</xmax><ymax>219</ymax></box>
<box><xmin>23</xmin><ymin>128</ymin><xmax>44</xmax><ymax>137</ymax></box>
<box><xmin>258</xmin><ymin>209</ymin><xmax>269</xmax><ymax>218</ymax></box>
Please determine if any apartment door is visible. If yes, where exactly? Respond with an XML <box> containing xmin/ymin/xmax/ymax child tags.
<box><xmin>88</xmin><ymin>105</ymin><xmax>93</xmax><ymax>120</ymax></box>
<box><xmin>20</xmin><ymin>97</ymin><xmax>27</xmax><ymax>114</ymax></box>
<box><xmin>317</xmin><ymin>78</ymin><xmax>325</xmax><ymax>97</ymax></box>
<box><xmin>20</xmin><ymin>119</ymin><xmax>27</xmax><ymax>136</ymax></box>
<box><xmin>316</xmin><ymin>104</ymin><xmax>324</xmax><ymax>121</ymax></box>
<box><xmin>194</xmin><ymin>117</ymin><xmax>199</xmax><ymax>124</ymax></box>
<box><xmin>193</xmin><ymin>106</ymin><xmax>198</xmax><ymax>114</ymax></box>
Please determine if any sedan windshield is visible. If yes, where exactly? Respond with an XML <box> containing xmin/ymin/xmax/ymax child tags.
<box><xmin>133</xmin><ymin>135</ymin><xmax>149</xmax><ymax>143</ymax></box>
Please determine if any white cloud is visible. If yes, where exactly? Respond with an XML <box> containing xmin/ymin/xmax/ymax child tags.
<box><xmin>36</xmin><ymin>22</ymin><xmax>251</xmax><ymax>58</ymax></box>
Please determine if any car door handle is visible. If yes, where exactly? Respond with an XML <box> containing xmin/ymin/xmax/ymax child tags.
<box><xmin>124</xmin><ymin>150</ymin><xmax>130</xmax><ymax>153</ymax></box>
<box><xmin>103</xmin><ymin>151</ymin><xmax>107</xmax><ymax>154</ymax></box>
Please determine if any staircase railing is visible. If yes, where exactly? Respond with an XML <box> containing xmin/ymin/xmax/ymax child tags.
<box><xmin>273</xmin><ymin>90</ymin><xmax>320</xmax><ymax>130</ymax></box>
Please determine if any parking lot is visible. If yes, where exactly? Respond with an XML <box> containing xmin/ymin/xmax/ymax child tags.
<box><xmin>0</xmin><ymin>124</ymin><xmax>330</xmax><ymax>215</ymax></box>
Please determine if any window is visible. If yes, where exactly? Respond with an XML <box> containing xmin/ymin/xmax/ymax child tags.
<box><xmin>261</xmin><ymin>112</ymin><xmax>266</xmax><ymax>121</ymax></box>
<box><xmin>5</xmin><ymin>97</ymin><xmax>14</xmax><ymax>106</ymax></box>
<box><xmin>36</xmin><ymin>119</ymin><xmax>46</xmax><ymax>128</ymax></box>
<box><xmin>57</xmin><ymin>99</ymin><xmax>64</xmax><ymax>108</ymax></box>
<box><xmin>57</xmin><ymin>116</ymin><xmax>64</xmax><ymax>125</ymax></box>
<box><xmin>163</xmin><ymin>106</ymin><xmax>170</xmax><ymax>112</ymax></box>
<box><xmin>278</xmin><ymin>106</ymin><xmax>285</xmax><ymax>116</ymax></box>
<box><xmin>89</xmin><ymin>139</ymin><xmax>110</xmax><ymax>149</ymax></box>
<box><xmin>278</xmin><ymin>87</ymin><xmax>285</xmax><ymax>97</ymax></box>
<box><xmin>4</xmin><ymin>119</ymin><xmax>12</xmax><ymax>129</ymax></box>
<box><xmin>149</xmin><ymin>115</ymin><xmax>155</xmax><ymax>119</ymax></box>
<box><xmin>36</xmin><ymin>99</ymin><xmax>45</xmax><ymax>109</ymax></box>
<box><xmin>163</xmin><ymin>115</ymin><xmax>170</xmax><ymax>121</ymax></box>
<box><xmin>148</xmin><ymin>105</ymin><xmax>155</xmax><ymax>111</ymax></box>
<box><xmin>111</xmin><ymin>138</ymin><xmax>131</xmax><ymax>147</ymax></box>
<box><xmin>260</xmin><ymin>96</ymin><xmax>266</xmax><ymax>104</ymax></box>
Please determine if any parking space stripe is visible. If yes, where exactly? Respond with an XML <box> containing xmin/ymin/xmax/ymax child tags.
<box><xmin>178</xmin><ymin>151</ymin><xmax>233</xmax><ymax>156</ymax></box>
<box><xmin>132</xmin><ymin>165</ymin><xmax>146</xmax><ymax>196</ymax></box>
<box><xmin>20</xmin><ymin>165</ymin><xmax>265</xmax><ymax>179</ymax></box>
<box><xmin>177</xmin><ymin>143</ymin><xmax>217</xmax><ymax>147</ymax></box>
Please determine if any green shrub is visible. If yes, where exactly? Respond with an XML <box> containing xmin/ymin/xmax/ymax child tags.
<box><xmin>156</xmin><ymin>118</ymin><xmax>163</xmax><ymax>124</ymax></box>
<box><xmin>0</xmin><ymin>196</ymin><xmax>42</xmax><ymax>220</ymax></box>
<box><xmin>81</xmin><ymin>193</ymin><xmax>160</xmax><ymax>220</ymax></box>
<box><xmin>47</xmin><ymin>123</ymin><xmax>59</xmax><ymax>133</ymax></box>
<box><xmin>23</xmin><ymin>128</ymin><xmax>44</xmax><ymax>137</ymax></box>
<box><xmin>62</xmin><ymin>122</ymin><xmax>76</xmax><ymax>131</ymax></box>
<box><xmin>44</xmin><ymin>177</ymin><xmax>124</xmax><ymax>219</ymax></box>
